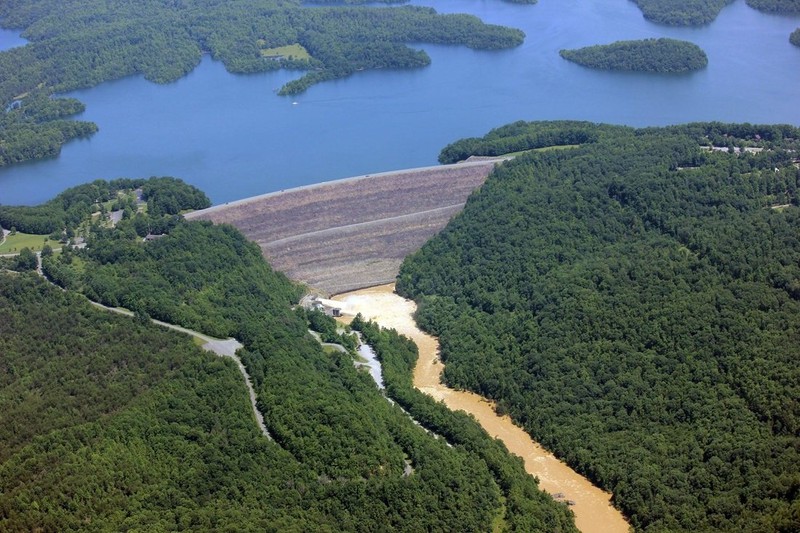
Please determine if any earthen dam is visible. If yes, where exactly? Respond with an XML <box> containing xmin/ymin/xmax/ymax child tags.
<box><xmin>185</xmin><ymin>159</ymin><xmax>504</xmax><ymax>294</ymax></box>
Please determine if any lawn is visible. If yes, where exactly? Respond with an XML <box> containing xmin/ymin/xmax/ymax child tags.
<box><xmin>0</xmin><ymin>232</ymin><xmax>53</xmax><ymax>253</ymax></box>
<box><xmin>259</xmin><ymin>43</ymin><xmax>311</xmax><ymax>61</ymax></box>
<box><xmin>502</xmin><ymin>144</ymin><xmax>581</xmax><ymax>158</ymax></box>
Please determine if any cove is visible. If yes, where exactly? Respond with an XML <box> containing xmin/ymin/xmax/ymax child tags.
<box><xmin>1</xmin><ymin>0</ymin><xmax>799</xmax><ymax>205</ymax></box>
<box><xmin>0</xmin><ymin>27</ymin><xmax>26</xmax><ymax>51</ymax></box>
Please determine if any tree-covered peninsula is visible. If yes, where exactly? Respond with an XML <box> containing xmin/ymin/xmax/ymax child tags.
<box><xmin>560</xmin><ymin>38</ymin><xmax>708</xmax><ymax>73</ymax></box>
<box><xmin>746</xmin><ymin>0</ymin><xmax>800</xmax><ymax>14</ymax></box>
<box><xmin>0</xmin><ymin>0</ymin><xmax>524</xmax><ymax>167</ymax></box>
<box><xmin>0</xmin><ymin>176</ymin><xmax>576</xmax><ymax>531</ymax></box>
<box><xmin>631</xmin><ymin>0</ymin><xmax>734</xmax><ymax>25</ymax></box>
<box><xmin>398</xmin><ymin>121</ymin><xmax>800</xmax><ymax>532</ymax></box>
<box><xmin>0</xmin><ymin>92</ymin><xmax>97</xmax><ymax>167</ymax></box>
<box><xmin>631</xmin><ymin>0</ymin><xmax>800</xmax><ymax>24</ymax></box>
<box><xmin>791</xmin><ymin>28</ymin><xmax>800</xmax><ymax>46</ymax></box>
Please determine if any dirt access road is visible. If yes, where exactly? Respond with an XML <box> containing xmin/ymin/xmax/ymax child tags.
<box><xmin>86</xmin><ymin>299</ymin><xmax>270</xmax><ymax>440</ymax></box>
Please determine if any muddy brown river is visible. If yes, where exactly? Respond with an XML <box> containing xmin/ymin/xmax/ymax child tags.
<box><xmin>334</xmin><ymin>284</ymin><xmax>629</xmax><ymax>533</ymax></box>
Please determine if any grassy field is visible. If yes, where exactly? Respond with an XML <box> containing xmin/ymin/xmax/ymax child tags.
<box><xmin>502</xmin><ymin>144</ymin><xmax>580</xmax><ymax>158</ymax></box>
<box><xmin>259</xmin><ymin>43</ymin><xmax>311</xmax><ymax>61</ymax></box>
<box><xmin>0</xmin><ymin>232</ymin><xmax>52</xmax><ymax>253</ymax></box>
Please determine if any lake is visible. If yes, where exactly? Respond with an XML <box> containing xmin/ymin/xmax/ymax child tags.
<box><xmin>0</xmin><ymin>27</ymin><xmax>26</xmax><ymax>50</ymax></box>
<box><xmin>1</xmin><ymin>0</ymin><xmax>799</xmax><ymax>206</ymax></box>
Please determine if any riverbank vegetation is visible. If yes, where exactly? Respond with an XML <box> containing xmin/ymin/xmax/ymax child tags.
<box><xmin>0</xmin><ymin>0</ymin><xmax>524</xmax><ymax>167</ymax></box>
<box><xmin>560</xmin><ymin>38</ymin><xmax>708</xmax><ymax>73</ymax></box>
<box><xmin>1</xmin><ymin>176</ymin><xmax>577</xmax><ymax>531</ymax></box>
<box><xmin>631</xmin><ymin>0</ymin><xmax>734</xmax><ymax>25</ymax></box>
<box><xmin>351</xmin><ymin>316</ymin><xmax>578</xmax><ymax>532</ymax></box>
<box><xmin>398</xmin><ymin>121</ymin><xmax>800</xmax><ymax>531</ymax></box>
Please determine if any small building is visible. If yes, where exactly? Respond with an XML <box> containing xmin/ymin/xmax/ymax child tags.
<box><xmin>310</xmin><ymin>297</ymin><xmax>345</xmax><ymax>317</ymax></box>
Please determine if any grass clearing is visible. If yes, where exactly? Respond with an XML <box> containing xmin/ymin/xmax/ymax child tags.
<box><xmin>259</xmin><ymin>43</ymin><xmax>311</xmax><ymax>61</ymax></box>
<box><xmin>502</xmin><ymin>144</ymin><xmax>581</xmax><ymax>158</ymax></box>
<box><xmin>67</xmin><ymin>254</ymin><xmax>88</xmax><ymax>275</ymax></box>
<box><xmin>491</xmin><ymin>498</ymin><xmax>508</xmax><ymax>533</ymax></box>
<box><xmin>0</xmin><ymin>232</ymin><xmax>52</xmax><ymax>253</ymax></box>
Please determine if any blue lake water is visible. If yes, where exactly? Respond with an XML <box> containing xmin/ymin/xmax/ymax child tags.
<box><xmin>1</xmin><ymin>0</ymin><xmax>799</xmax><ymax>205</ymax></box>
<box><xmin>0</xmin><ymin>27</ymin><xmax>26</xmax><ymax>50</ymax></box>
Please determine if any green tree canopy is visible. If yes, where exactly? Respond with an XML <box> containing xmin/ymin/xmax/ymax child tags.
<box><xmin>399</xmin><ymin>120</ymin><xmax>800</xmax><ymax>531</ymax></box>
<box><xmin>560</xmin><ymin>38</ymin><xmax>708</xmax><ymax>73</ymax></box>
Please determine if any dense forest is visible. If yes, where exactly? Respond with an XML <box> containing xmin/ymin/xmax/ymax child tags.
<box><xmin>0</xmin><ymin>93</ymin><xmax>97</xmax><ymax>167</ymax></box>
<box><xmin>0</xmin><ymin>0</ymin><xmax>524</xmax><ymax>166</ymax></box>
<box><xmin>631</xmin><ymin>0</ymin><xmax>734</xmax><ymax>25</ymax></box>
<box><xmin>746</xmin><ymin>0</ymin><xmax>800</xmax><ymax>14</ymax></box>
<box><xmin>351</xmin><ymin>316</ymin><xmax>577</xmax><ymax>532</ymax></box>
<box><xmin>0</xmin><ymin>177</ymin><xmax>576</xmax><ymax>531</ymax></box>
<box><xmin>631</xmin><ymin>0</ymin><xmax>799</xmax><ymax>24</ymax></box>
<box><xmin>438</xmin><ymin>120</ymin><xmax>610</xmax><ymax>164</ymax></box>
<box><xmin>559</xmin><ymin>38</ymin><xmax>708</xmax><ymax>74</ymax></box>
<box><xmin>397</xmin><ymin>121</ymin><xmax>800</xmax><ymax>531</ymax></box>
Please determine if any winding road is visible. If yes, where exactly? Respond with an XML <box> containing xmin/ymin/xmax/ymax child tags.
<box><xmin>4</xmin><ymin>246</ymin><xmax>271</xmax><ymax>441</ymax></box>
<box><xmin>88</xmin><ymin>300</ymin><xmax>271</xmax><ymax>440</ymax></box>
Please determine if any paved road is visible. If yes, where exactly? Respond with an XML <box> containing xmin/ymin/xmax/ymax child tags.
<box><xmin>87</xmin><ymin>301</ymin><xmax>271</xmax><ymax>440</ymax></box>
<box><xmin>3</xmin><ymin>244</ymin><xmax>272</xmax><ymax>440</ymax></box>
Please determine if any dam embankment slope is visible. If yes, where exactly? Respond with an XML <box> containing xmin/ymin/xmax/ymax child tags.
<box><xmin>185</xmin><ymin>160</ymin><xmax>503</xmax><ymax>294</ymax></box>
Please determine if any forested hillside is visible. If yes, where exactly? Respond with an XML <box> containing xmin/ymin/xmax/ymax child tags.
<box><xmin>398</xmin><ymin>121</ymin><xmax>800</xmax><ymax>531</ymax></box>
<box><xmin>0</xmin><ymin>274</ymin><xmax>306</xmax><ymax>530</ymax></box>
<box><xmin>0</xmin><ymin>0</ymin><xmax>524</xmax><ymax>166</ymax></box>
<box><xmin>560</xmin><ymin>39</ymin><xmax>708</xmax><ymax>73</ymax></box>
<box><xmin>0</xmin><ymin>177</ymin><xmax>576</xmax><ymax>531</ymax></box>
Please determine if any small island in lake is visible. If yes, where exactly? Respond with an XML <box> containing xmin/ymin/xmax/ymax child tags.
<box><xmin>632</xmin><ymin>0</ymin><xmax>734</xmax><ymax>25</ymax></box>
<box><xmin>791</xmin><ymin>28</ymin><xmax>800</xmax><ymax>47</ymax></box>
<box><xmin>559</xmin><ymin>38</ymin><xmax>708</xmax><ymax>73</ymax></box>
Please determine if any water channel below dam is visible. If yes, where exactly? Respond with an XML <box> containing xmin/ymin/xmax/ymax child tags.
<box><xmin>334</xmin><ymin>284</ymin><xmax>630</xmax><ymax>533</ymax></box>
